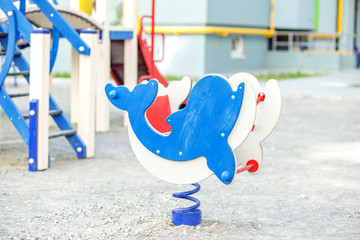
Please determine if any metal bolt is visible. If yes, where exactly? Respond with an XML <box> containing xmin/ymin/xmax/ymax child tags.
<box><xmin>29</xmin><ymin>110</ymin><xmax>35</xmax><ymax>116</ymax></box>
<box><xmin>179</xmin><ymin>152</ymin><xmax>182</xmax><ymax>156</ymax></box>
<box><xmin>7</xmin><ymin>11</ymin><xmax>13</xmax><ymax>17</ymax></box>
<box><xmin>50</xmin><ymin>13</ymin><xmax>54</xmax><ymax>17</ymax></box>
<box><xmin>79</xmin><ymin>46</ymin><xmax>85</xmax><ymax>52</ymax></box>
<box><xmin>29</xmin><ymin>158</ymin><xmax>34</xmax><ymax>164</ymax></box>
<box><xmin>231</xmin><ymin>95</ymin><xmax>235</xmax><ymax>99</ymax></box>
<box><xmin>156</xmin><ymin>150</ymin><xmax>160</xmax><ymax>154</ymax></box>
<box><xmin>221</xmin><ymin>133</ymin><xmax>225</xmax><ymax>137</ymax></box>
<box><xmin>109</xmin><ymin>90</ymin><xmax>118</xmax><ymax>99</ymax></box>
<box><xmin>77</xmin><ymin>147</ymin><xmax>82</xmax><ymax>152</ymax></box>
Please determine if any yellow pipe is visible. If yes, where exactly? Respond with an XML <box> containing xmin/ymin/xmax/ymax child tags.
<box><xmin>303</xmin><ymin>49</ymin><xmax>354</xmax><ymax>55</ymax></box>
<box><xmin>337</xmin><ymin>0</ymin><xmax>343</xmax><ymax>34</ymax></box>
<box><xmin>146</xmin><ymin>26</ymin><xmax>274</xmax><ymax>37</ymax></box>
<box><xmin>270</xmin><ymin>0</ymin><xmax>275</xmax><ymax>32</ymax></box>
<box><xmin>145</xmin><ymin>0</ymin><xmax>276</xmax><ymax>38</ymax></box>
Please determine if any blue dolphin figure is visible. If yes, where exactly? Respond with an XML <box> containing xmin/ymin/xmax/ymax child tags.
<box><xmin>105</xmin><ymin>75</ymin><xmax>245</xmax><ymax>184</ymax></box>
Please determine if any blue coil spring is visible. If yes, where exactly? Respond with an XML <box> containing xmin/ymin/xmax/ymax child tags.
<box><xmin>172</xmin><ymin>183</ymin><xmax>202</xmax><ymax>226</ymax></box>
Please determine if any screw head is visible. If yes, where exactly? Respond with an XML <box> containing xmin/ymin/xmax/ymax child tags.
<box><xmin>29</xmin><ymin>158</ymin><xmax>34</xmax><ymax>164</ymax></box>
<box><xmin>221</xmin><ymin>171</ymin><xmax>232</xmax><ymax>182</ymax></box>
<box><xmin>79</xmin><ymin>46</ymin><xmax>85</xmax><ymax>52</ymax></box>
<box><xmin>29</xmin><ymin>110</ymin><xmax>35</xmax><ymax>116</ymax></box>
<box><xmin>109</xmin><ymin>90</ymin><xmax>118</xmax><ymax>99</ymax></box>
<box><xmin>77</xmin><ymin>147</ymin><xmax>82</xmax><ymax>152</ymax></box>
<box><xmin>7</xmin><ymin>11</ymin><xmax>13</xmax><ymax>17</ymax></box>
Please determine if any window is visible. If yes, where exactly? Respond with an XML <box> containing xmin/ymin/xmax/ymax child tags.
<box><xmin>231</xmin><ymin>36</ymin><xmax>245</xmax><ymax>59</ymax></box>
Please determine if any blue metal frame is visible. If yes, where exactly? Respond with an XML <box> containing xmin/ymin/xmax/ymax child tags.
<box><xmin>0</xmin><ymin>88</ymin><xmax>29</xmax><ymax>145</ymax></box>
<box><xmin>0</xmin><ymin>12</ymin><xmax>16</xmax><ymax>87</ymax></box>
<box><xmin>28</xmin><ymin>99</ymin><xmax>38</xmax><ymax>171</ymax></box>
<box><xmin>0</xmin><ymin>1</ymin><xmax>33</xmax><ymax>43</ymax></box>
<box><xmin>31</xmin><ymin>0</ymin><xmax>91</xmax><ymax>55</ymax></box>
<box><xmin>0</xmin><ymin>1</ymin><xmax>87</xmax><ymax>161</ymax></box>
<box><xmin>50</xmin><ymin>27</ymin><xmax>60</xmax><ymax>73</ymax></box>
<box><xmin>109</xmin><ymin>30</ymin><xmax>133</xmax><ymax>40</ymax></box>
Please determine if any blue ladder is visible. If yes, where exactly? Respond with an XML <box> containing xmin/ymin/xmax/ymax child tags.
<box><xmin>0</xmin><ymin>12</ymin><xmax>86</xmax><ymax>164</ymax></box>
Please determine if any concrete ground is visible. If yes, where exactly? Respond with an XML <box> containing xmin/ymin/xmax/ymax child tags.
<box><xmin>0</xmin><ymin>70</ymin><xmax>359</xmax><ymax>240</ymax></box>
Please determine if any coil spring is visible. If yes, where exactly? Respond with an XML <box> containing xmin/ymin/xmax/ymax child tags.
<box><xmin>171</xmin><ymin>183</ymin><xmax>202</xmax><ymax>226</ymax></box>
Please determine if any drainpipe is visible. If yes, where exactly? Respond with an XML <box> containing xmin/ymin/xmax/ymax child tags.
<box><xmin>337</xmin><ymin>0</ymin><xmax>343</xmax><ymax>34</ymax></box>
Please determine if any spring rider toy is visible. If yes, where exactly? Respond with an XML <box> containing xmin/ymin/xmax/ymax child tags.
<box><xmin>105</xmin><ymin>72</ymin><xmax>281</xmax><ymax>226</ymax></box>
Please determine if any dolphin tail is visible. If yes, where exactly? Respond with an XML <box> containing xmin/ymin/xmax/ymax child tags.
<box><xmin>205</xmin><ymin>142</ymin><xmax>236</xmax><ymax>185</ymax></box>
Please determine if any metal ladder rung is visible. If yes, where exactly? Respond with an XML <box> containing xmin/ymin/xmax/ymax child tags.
<box><xmin>23</xmin><ymin>109</ymin><xmax>63</xmax><ymax>119</ymax></box>
<box><xmin>0</xmin><ymin>33</ymin><xmax>8</xmax><ymax>38</ymax></box>
<box><xmin>0</xmin><ymin>51</ymin><xmax>21</xmax><ymax>56</ymax></box>
<box><xmin>8</xmin><ymin>92</ymin><xmax>29</xmax><ymax>98</ymax></box>
<box><xmin>49</xmin><ymin>130</ymin><xmax>77</xmax><ymax>139</ymax></box>
<box><xmin>7</xmin><ymin>71</ymin><xmax>29</xmax><ymax>76</ymax></box>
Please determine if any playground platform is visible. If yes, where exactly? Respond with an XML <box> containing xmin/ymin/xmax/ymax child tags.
<box><xmin>0</xmin><ymin>70</ymin><xmax>360</xmax><ymax>239</ymax></box>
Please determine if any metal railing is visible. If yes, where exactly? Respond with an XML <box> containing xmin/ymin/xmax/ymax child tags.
<box><xmin>271</xmin><ymin>31</ymin><xmax>357</xmax><ymax>54</ymax></box>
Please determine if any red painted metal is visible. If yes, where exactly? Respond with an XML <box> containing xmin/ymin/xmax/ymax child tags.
<box><xmin>137</xmin><ymin>0</ymin><xmax>168</xmax><ymax>87</ymax></box>
<box><xmin>236</xmin><ymin>159</ymin><xmax>259</xmax><ymax>174</ymax></box>
<box><xmin>256</xmin><ymin>92</ymin><xmax>265</xmax><ymax>105</ymax></box>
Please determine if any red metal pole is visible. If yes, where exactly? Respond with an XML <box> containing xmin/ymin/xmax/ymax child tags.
<box><xmin>151</xmin><ymin>0</ymin><xmax>155</xmax><ymax>64</ymax></box>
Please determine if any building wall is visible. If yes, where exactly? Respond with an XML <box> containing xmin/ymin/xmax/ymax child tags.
<box><xmin>155</xmin><ymin>35</ymin><xmax>206</xmax><ymax>77</ymax></box>
<box><xmin>275</xmin><ymin>0</ymin><xmax>314</xmax><ymax>30</ymax></box>
<box><xmin>138</xmin><ymin>0</ymin><xmax>208</xmax><ymax>26</ymax></box>
<box><xmin>204</xmin><ymin>35</ymin><xmax>267</xmax><ymax>74</ymax></box>
<box><xmin>339</xmin><ymin>0</ymin><xmax>356</xmax><ymax>51</ymax></box>
<box><xmin>206</xmin><ymin>0</ymin><xmax>270</xmax><ymax>28</ymax></box>
<box><xmin>264</xmin><ymin>52</ymin><xmax>342</xmax><ymax>70</ymax></box>
<box><xmin>316</xmin><ymin>0</ymin><xmax>337</xmax><ymax>33</ymax></box>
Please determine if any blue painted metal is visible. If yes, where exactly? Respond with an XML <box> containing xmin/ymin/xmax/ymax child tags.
<box><xmin>28</xmin><ymin>99</ymin><xmax>38</xmax><ymax>171</ymax></box>
<box><xmin>0</xmin><ymin>1</ymin><xmax>33</xmax><ymax>43</ymax></box>
<box><xmin>32</xmin><ymin>28</ymin><xmax>50</xmax><ymax>34</ymax></box>
<box><xmin>0</xmin><ymin>12</ymin><xmax>16</xmax><ymax>87</ymax></box>
<box><xmin>109</xmin><ymin>30</ymin><xmax>133</xmax><ymax>40</ymax></box>
<box><xmin>105</xmin><ymin>75</ymin><xmax>245</xmax><ymax>184</ymax></box>
<box><xmin>0</xmin><ymin>87</ymin><xmax>29</xmax><ymax>145</ymax></box>
<box><xmin>172</xmin><ymin>183</ymin><xmax>202</xmax><ymax>227</ymax></box>
<box><xmin>80</xmin><ymin>29</ymin><xmax>97</xmax><ymax>34</ymax></box>
<box><xmin>19</xmin><ymin>0</ymin><xmax>25</xmax><ymax>15</ymax></box>
<box><xmin>31</xmin><ymin>0</ymin><xmax>90</xmax><ymax>55</ymax></box>
<box><xmin>0</xmin><ymin>16</ymin><xmax>86</xmax><ymax>160</ymax></box>
<box><xmin>50</xmin><ymin>27</ymin><xmax>60</xmax><ymax>73</ymax></box>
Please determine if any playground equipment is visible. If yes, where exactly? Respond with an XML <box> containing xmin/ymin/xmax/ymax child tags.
<box><xmin>0</xmin><ymin>0</ymin><xmax>139</xmax><ymax>170</ymax></box>
<box><xmin>0</xmin><ymin>0</ymin><xmax>93</xmax><ymax>170</ymax></box>
<box><xmin>111</xmin><ymin>0</ymin><xmax>168</xmax><ymax>87</ymax></box>
<box><xmin>106</xmin><ymin>72</ymin><xmax>281</xmax><ymax>226</ymax></box>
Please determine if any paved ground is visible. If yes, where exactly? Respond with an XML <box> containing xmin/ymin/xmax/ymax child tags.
<box><xmin>0</xmin><ymin>70</ymin><xmax>360</xmax><ymax>239</ymax></box>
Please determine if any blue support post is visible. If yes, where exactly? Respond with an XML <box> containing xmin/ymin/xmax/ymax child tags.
<box><xmin>50</xmin><ymin>27</ymin><xmax>60</xmax><ymax>73</ymax></box>
<box><xmin>28</xmin><ymin>99</ymin><xmax>38</xmax><ymax>171</ymax></box>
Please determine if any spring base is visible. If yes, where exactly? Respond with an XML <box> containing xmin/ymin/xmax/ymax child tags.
<box><xmin>172</xmin><ymin>208</ymin><xmax>202</xmax><ymax>227</ymax></box>
<box><xmin>172</xmin><ymin>183</ymin><xmax>202</xmax><ymax>227</ymax></box>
